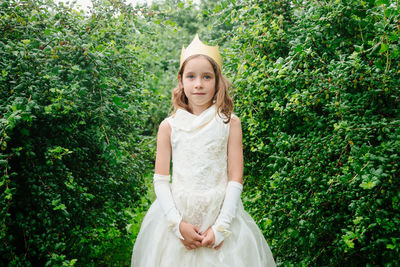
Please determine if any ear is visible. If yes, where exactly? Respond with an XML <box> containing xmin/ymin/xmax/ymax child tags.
<box><xmin>178</xmin><ymin>74</ymin><xmax>183</xmax><ymax>86</ymax></box>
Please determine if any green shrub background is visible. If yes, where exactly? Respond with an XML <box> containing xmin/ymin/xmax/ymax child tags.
<box><xmin>0</xmin><ymin>0</ymin><xmax>399</xmax><ymax>266</ymax></box>
<box><xmin>0</xmin><ymin>0</ymin><xmax>155</xmax><ymax>265</ymax></box>
<box><xmin>221</xmin><ymin>0</ymin><xmax>399</xmax><ymax>265</ymax></box>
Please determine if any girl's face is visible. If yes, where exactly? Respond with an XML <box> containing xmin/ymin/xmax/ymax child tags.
<box><xmin>179</xmin><ymin>56</ymin><xmax>216</xmax><ymax>112</ymax></box>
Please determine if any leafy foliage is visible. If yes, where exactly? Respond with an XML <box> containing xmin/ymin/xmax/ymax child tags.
<box><xmin>0</xmin><ymin>0</ymin><xmax>155</xmax><ymax>265</ymax></box>
<box><xmin>216</xmin><ymin>0</ymin><xmax>400</xmax><ymax>265</ymax></box>
<box><xmin>2</xmin><ymin>0</ymin><xmax>399</xmax><ymax>265</ymax></box>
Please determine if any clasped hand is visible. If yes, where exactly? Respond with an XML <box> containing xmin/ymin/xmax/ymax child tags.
<box><xmin>179</xmin><ymin>221</ymin><xmax>224</xmax><ymax>250</ymax></box>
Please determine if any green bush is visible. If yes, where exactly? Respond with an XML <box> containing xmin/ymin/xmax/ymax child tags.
<box><xmin>2</xmin><ymin>0</ymin><xmax>399</xmax><ymax>265</ymax></box>
<box><xmin>0</xmin><ymin>0</ymin><xmax>154</xmax><ymax>265</ymax></box>
<box><xmin>219</xmin><ymin>0</ymin><xmax>399</xmax><ymax>265</ymax></box>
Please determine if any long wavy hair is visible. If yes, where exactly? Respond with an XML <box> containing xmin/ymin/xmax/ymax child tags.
<box><xmin>171</xmin><ymin>54</ymin><xmax>234</xmax><ymax>123</ymax></box>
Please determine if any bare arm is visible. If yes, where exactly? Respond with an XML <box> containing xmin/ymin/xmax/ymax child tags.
<box><xmin>227</xmin><ymin>115</ymin><xmax>244</xmax><ymax>184</ymax></box>
<box><xmin>154</xmin><ymin>119</ymin><xmax>172</xmax><ymax>175</ymax></box>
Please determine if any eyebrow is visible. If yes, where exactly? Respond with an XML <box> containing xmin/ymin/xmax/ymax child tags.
<box><xmin>185</xmin><ymin>71</ymin><xmax>214</xmax><ymax>75</ymax></box>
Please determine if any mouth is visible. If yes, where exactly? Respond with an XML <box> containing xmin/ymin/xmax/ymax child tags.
<box><xmin>193</xmin><ymin>93</ymin><xmax>205</xmax><ymax>95</ymax></box>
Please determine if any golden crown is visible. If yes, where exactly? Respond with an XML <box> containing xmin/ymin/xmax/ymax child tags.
<box><xmin>180</xmin><ymin>34</ymin><xmax>222</xmax><ymax>70</ymax></box>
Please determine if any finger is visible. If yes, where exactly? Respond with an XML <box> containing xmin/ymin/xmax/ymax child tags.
<box><xmin>201</xmin><ymin>230</ymin><xmax>209</xmax><ymax>238</ymax></box>
<box><xmin>202</xmin><ymin>237</ymin><xmax>211</xmax><ymax>247</ymax></box>
<box><xmin>187</xmin><ymin>240</ymin><xmax>200</xmax><ymax>248</ymax></box>
<box><xmin>187</xmin><ymin>240</ymin><xmax>196</xmax><ymax>246</ymax></box>
<box><xmin>206</xmin><ymin>242</ymin><xmax>213</xmax><ymax>248</ymax></box>
<box><xmin>214</xmin><ymin>241</ymin><xmax>222</xmax><ymax>250</ymax></box>
<box><xmin>193</xmin><ymin>225</ymin><xmax>200</xmax><ymax>233</ymax></box>
<box><xmin>193</xmin><ymin>240</ymin><xmax>202</xmax><ymax>247</ymax></box>
<box><xmin>193</xmin><ymin>233</ymin><xmax>204</xmax><ymax>241</ymax></box>
<box><xmin>214</xmin><ymin>241</ymin><xmax>224</xmax><ymax>250</ymax></box>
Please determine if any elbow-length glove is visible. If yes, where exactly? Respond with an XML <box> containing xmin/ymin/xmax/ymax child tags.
<box><xmin>153</xmin><ymin>173</ymin><xmax>184</xmax><ymax>240</ymax></box>
<box><xmin>211</xmin><ymin>181</ymin><xmax>243</xmax><ymax>247</ymax></box>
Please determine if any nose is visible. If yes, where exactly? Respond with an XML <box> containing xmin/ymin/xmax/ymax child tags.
<box><xmin>194</xmin><ymin>77</ymin><xmax>202</xmax><ymax>88</ymax></box>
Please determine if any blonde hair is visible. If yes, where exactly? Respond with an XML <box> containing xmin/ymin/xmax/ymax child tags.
<box><xmin>171</xmin><ymin>55</ymin><xmax>234</xmax><ymax>123</ymax></box>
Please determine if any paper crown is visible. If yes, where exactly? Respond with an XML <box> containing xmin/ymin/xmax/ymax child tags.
<box><xmin>180</xmin><ymin>34</ymin><xmax>222</xmax><ymax>70</ymax></box>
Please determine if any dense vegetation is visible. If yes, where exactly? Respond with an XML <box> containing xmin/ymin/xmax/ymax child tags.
<box><xmin>0</xmin><ymin>0</ymin><xmax>156</xmax><ymax>265</ymax></box>
<box><xmin>220</xmin><ymin>0</ymin><xmax>399</xmax><ymax>265</ymax></box>
<box><xmin>0</xmin><ymin>0</ymin><xmax>398</xmax><ymax>266</ymax></box>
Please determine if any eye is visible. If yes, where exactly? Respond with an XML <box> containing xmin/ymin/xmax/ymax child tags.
<box><xmin>187</xmin><ymin>74</ymin><xmax>195</xmax><ymax>79</ymax></box>
<box><xmin>204</xmin><ymin>75</ymin><xmax>212</xmax><ymax>80</ymax></box>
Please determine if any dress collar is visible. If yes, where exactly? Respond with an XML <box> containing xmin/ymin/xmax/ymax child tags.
<box><xmin>173</xmin><ymin>104</ymin><xmax>216</xmax><ymax>131</ymax></box>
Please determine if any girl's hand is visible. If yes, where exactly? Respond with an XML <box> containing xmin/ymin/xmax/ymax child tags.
<box><xmin>201</xmin><ymin>227</ymin><xmax>224</xmax><ymax>250</ymax></box>
<box><xmin>179</xmin><ymin>221</ymin><xmax>203</xmax><ymax>250</ymax></box>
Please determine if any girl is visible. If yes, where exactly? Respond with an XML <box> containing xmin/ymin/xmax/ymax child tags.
<box><xmin>131</xmin><ymin>35</ymin><xmax>276</xmax><ymax>267</ymax></box>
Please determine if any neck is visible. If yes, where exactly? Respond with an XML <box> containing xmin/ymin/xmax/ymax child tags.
<box><xmin>189</xmin><ymin>102</ymin><xmax>213</xmax><ymax>115</ymax></box>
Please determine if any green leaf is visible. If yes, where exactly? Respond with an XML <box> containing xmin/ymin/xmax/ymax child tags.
<box><xmin>386</xmin><ymin>244</ymin><xmax>396</xmax><ymax>250</ymax></box>
<box><xmin>112</xmin><ymin>96</ymin><xmax>123</xmax><ymax>107</ymax></box>
<box><xmin>53</xmin><ymin>204</ymin><xmax>67</xmax><ymax>211</ymax></box>
<box><xmin>376</xmin><ymin>0</ymin><xmax>389</xmax><ymax>6</ymax></box>
<box><xmin>379</xmin><ymin>43</ymin><xmax>388</xmax><ymax>53</ymax></box>
<box><xmin>360</xmin><ymin>180</ymin><xmax>378</xmax><ymax>190</ymax></box>
<box><xmin>5</xmin><ymin>187</ymin><xmax>13</xmax><ymax>200</ymax></box>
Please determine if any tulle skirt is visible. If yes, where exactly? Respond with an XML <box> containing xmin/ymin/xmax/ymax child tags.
<box><xmin>131</xmin><ymin>199</ymin><xmax>276</xmax><ymax>267</ymax></box>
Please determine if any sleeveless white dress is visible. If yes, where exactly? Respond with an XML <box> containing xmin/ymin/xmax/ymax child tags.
<box><xmin>131</xmin><ymin>104</ymin><xmax>276</xmax><ymax>267</ymax></box>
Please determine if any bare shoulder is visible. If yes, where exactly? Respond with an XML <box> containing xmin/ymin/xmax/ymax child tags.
<box><xmin>230</xmin><ymin>114</ymin><xmax>241</xmax><ymax>124</ymax></box>
<box><xmin>159</xmin><ymin>118</ymin><xmax>171</xmax><ymax>130</ymax></box>
<box><xmin>230</xmin><ymin>115</ymin><xmax>242</xmax><ymax>131</ymax></box>
<box><xmin>158</xmin><ymin>118</ymin><xmax>171</xmax><ymax>137</ymax></box>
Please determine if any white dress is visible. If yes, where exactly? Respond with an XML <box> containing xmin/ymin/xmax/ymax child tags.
<box><xmin>131</xmin><ymin>104</ymin><xmax>276</xmax><ymax>267</ymax></box>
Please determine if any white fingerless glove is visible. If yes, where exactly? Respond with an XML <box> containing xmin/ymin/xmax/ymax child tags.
<box><xmin>153</xmin><ymin>173</ymin><xmax>184</xmax><ymax>240</ymax></box>
<box><xmin>211</xmin><ymin>181</ymin><xmax>243</xmax><ymax>247</ymax></box>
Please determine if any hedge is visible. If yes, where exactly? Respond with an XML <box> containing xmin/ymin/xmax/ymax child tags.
<box><xmin>0</xmin><ymin>0</ymin><xmax>154</xmax><ymax>265</ymax></box>
<box><xmin>219</xmin><ymin>0</ymin><xmax>400</xmax><ymax>265</ymax></box>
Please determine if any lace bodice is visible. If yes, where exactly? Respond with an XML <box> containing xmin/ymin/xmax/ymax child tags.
<box><xmin>166</xmin><ymin>104</ymin><xmax>231</xmax><ymax>233</ymax></box>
